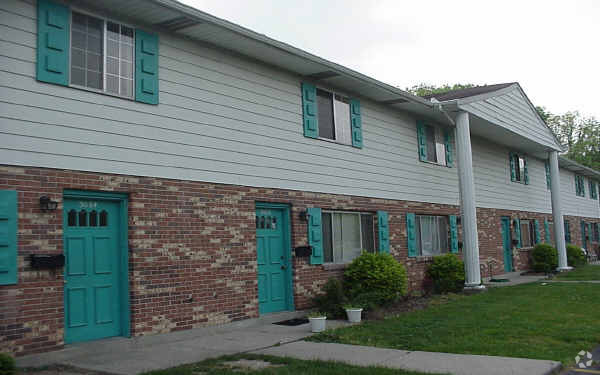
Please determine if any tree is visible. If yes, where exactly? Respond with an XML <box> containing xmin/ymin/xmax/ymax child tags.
<box><xmin>406</xmin><ymin>83</ymin><xmax>476</xmax><ymax>97</ymax></box>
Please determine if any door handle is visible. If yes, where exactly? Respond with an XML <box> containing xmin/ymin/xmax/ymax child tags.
<box><xmin>63</xmin><ymin>279</ymin><xmax>67</xmax><ymax>284</ymax></box>
<box><xmin>281</xmin><ymin>265</ymin><xmax>286</xmax><ymax>270</ymax></box>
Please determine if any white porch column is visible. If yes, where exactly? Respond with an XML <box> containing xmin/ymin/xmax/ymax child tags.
<box><xmin>455</xmin><ymin>111</ymin><xmax>484</xmax><ymax>289</ymax></box>
<box><xmin>549</xmin><ymin>151</ymin><xmax>570</xmax><ymax>271</ymax></box>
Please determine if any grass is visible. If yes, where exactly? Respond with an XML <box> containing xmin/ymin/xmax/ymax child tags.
<box><xmin>309</xmin><ymin>283</ymin><xmax>600</xmax><ymax>365</ymax></box>
<box><xmin>139</xmin><ymin>353</ymin><xmax>444</xmax><ymax>375</ymax></box>
<box><xmin>555</xmin><ymin>264</ymin><xmax>600</xmax><ymax>280</ymax></box>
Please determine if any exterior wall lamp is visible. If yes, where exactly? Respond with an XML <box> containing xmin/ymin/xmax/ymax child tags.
<box><xmin>39</xmin><ymin>196</ymin><xmax>58</xmax><ymax>212</ymax></box>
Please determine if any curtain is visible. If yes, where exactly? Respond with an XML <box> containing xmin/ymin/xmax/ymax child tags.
<box><xmin>417</xmin><ymin>216</ymin><xmax>448</xmax><ymax>256</ymax></box>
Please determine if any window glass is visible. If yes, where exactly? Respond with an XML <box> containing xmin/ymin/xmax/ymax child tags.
<box><xmin>416</xmin><ymin>215</ymin><xmax>448</xmax><ymax>256</ymax></box>
<box><xmin>70</xmin><ymin>12</ymin><xmax>133</xmax><ymax>98</ymax></box>
<box><xmin>322</xmin><ymin>212</ymin><xmax>374</xmax><ymax>264</ymax></box>
<box><xmin>360</xmin><ymin>214</ymin><xmax>374</xmax><ymax>252</ymax></box>
<box><xmin>71</xmin><ymin>12</ymin><xmax>104</xmax><ymax>90</ymax></box>
<box><xmin>520</xmin><ymin>220</ymin><xmax>533</xmax><ymax>247</ymax></box>
<box><xmin>435</xmin><ymin>127</ymin><xmax>447</xmax><ymax>166</ymax></box>
<box><xmin>425</xmin><ymin>125</ymin><xmax>437</xmax><ymax>163</ymax></box>
<box><xmin>317</xmin><ymin>89</ymin><xmax>335</xmax><ymax>140</ymax></box>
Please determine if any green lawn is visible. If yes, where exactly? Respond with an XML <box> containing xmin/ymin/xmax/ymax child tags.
<box><xmin>556</xmin><ymin>264</ymin><xmax>600</xmax><ymax>280</ymax></box>
<box><xmin>139</xmin><ymin>354</ymin><xmax>444</xmax><ymax>375</ymax></box>
<box><xmin>309</xmin><ymin>283</ymin><xmax>600</xmax><ymax>364</ymax></box>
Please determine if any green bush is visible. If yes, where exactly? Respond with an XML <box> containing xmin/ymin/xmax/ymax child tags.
<box><xmin>0</xmin><ymin>352</ymin><xmax>16</xmax><ymax>375</ymax></box>
<box><xmin>426</xmin><ymin>254</ymin><xmax>465</xmax><ymax>294</ymax></box>
<box><xmin>312</xmin><ymin>278</ymin><xmax>347</xmax><ymax>319</ymax></box>
<box><xmin>532</xmin><ymin>243</ymin><xmax>558</xmax><ymax>273</ymax></box>
<box><xmin>343</xmin><ymin>252</ymin><xmax>408</xmax><ymax>306</ymax></box>
<box><xmin>567</xmin><ymin>244</ymin><xmax>586</xmax><ymax>267</ymax></box>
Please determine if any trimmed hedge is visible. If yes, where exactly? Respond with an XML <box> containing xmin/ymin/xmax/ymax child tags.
<box><xmin>426</xmin><ymin>254</ymin><xmax>465</xmax><ymax>293</ymax></box>
<box><xmin>567</xmin><ymin>244</ymin><xmax>586</xmax><ymax>267</ymax></box>
<box><xmin>532</xmin><ymin>243</ymin><xmax>558</xmax><ymax>273</ymax></box>
<box><xmin>0</xmin><ymin>352</ymin><xmax>16</xmax><ymax>375</ymax></box>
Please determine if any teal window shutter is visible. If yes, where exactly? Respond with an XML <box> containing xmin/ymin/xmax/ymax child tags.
<box><xmin>406</xmin><ymin>213</ymin><xmax>417</xmax><ymax>257</ymax></box>
<box><xmin>350</xmin><ymin>99</ymin><xmax>363</xmax><ymax>149</ymax></box>
<box><xmin>444</xmin><ymin>130</ymin><xmax>454</xmax><ymax>167</ymax></box>
<box><xmin>416</xmin><ymin>121</ymin><xmax>427</xmax><ymax>161</ymax></box>
<box><xmin>509</xmin><ymin>152</ymin><xmax>516</xmax><ymax>182</ymax></box>
<box><xmin>581</xmin><ymin>220</ymin><xmax>586</xmax><ymax>245</ymax></box>
<box><xmin>523</xmin><ymin>158</ymin><xmax>529</xmax><ymax>185</ymax></box>
<box><xmin>513</xmin><ymin>218</ymin><xmax>521</xmax><ymax>248</ymax></box>
<box><xmin>544</xmin><ymin>219</ymin><xmax>550</xmax><ymax>243</ymax></box>
<box><xmin>564</xmin><ymin>221</ymin><xmax>571</xmax><ymax>243</ymax></box>
<box><xmin>545</xmin><ymin>161</ymin><xmax>551</xmax><ymax>190</ymax></box>
<box><xmin>37</xmin><ymin>0</ymin><xmax>70</xmax><ymax>86</ymax></box>
<box><xmin>135</xmin><ymin>29</ymin><xmax>159</xmax><ymax>104</ymax></box>
<box><xmin>534</xmin><ymin>220</ymin><xmax>540</xmax><ymax>244</ymax></box>
<box><xmin>301</xmin><ymin>83</ymin><xmax>318</xmax><ymax>139</ymax></box>
<box><xmin>307</xmin><ymin>207</ymin><xmax>323</xmax><ymax>265</ymax></box>
<box><xmin>0</xmin><ymin>190</ymin><xmax>18</xmax><ymax>285</ymax></box>
<box><xmin>377</xmin><ymin>211</ymin><xmax>389</xmax><ymax>254</ymax></box>
<box><xmin>449</xmin><ymin>215</ymin><xmax>458</xmax><ymax>253</ymax></box>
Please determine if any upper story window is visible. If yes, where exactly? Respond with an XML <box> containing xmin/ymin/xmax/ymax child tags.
<box><xmin>71</xmin><ymin>12</ymin><xmax>134</xmax><ymax>98</ymax></box>
<box><xmin>322</xmin><ymin>211</ymin><xmax>374</xmax><ymax>264</ymax></box>
<box><xmin>416</xmin><ymin>121</ymin><xmax>453</xmax><ymax>167</ymax></box>
<box><xmin>589</xmin><ymin>180</ymin><xmax>598</xmax><ymax>200</ymax></box>
<box><xmin>36</xmin><ymin>0</ymin><xmax>158</xmax><ymax>104</ymax></box>
<box><xmin>575</xmin><ymin>175</ymin><xmax>586</xmax><ymax>197</ymax></box>
<box><xmin>415</xmin><ymin>215</ymin><xmax>449</xmax><ymax>256</ymax></box>
<box><xmin>509</xmin><ymin>152</ymin><xmax>529</xmax><ymax>184</ymax></box>
<box><xmin>316</xmin><ymin>89</ymin><xmax>353</xmax><ymax>144</ymax></box>
<box><xmin>301</xmin><ymin>83</ymin><xmax>362</xmax><ymax>148</ymax></box>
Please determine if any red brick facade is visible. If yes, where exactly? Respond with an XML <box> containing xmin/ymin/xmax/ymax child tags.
<box><xmin>1</xmin><ymin>165</ymin><xmax>598</xmax><ymax>356</ymax></box>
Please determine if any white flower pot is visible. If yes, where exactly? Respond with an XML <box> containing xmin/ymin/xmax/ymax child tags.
<box><xmin>308</xmin><ymin>316</ymin><xmax>327</xmax><ymax>332</ymax></box>
<box><xmin>345</xmin><ymin>308</ymin><xmax>363</xmax><ymax>323</ymax></box>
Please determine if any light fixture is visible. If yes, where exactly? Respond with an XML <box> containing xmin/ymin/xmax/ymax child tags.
<box><xmin>39</xmin><ymin>196</ymin><xmax>58</xmax><ymax>212</ymax></box>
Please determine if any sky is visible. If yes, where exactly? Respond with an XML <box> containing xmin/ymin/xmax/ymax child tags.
<box><xmin>181</xmin><ymin>0</ymin><xmax>600</xmax><ymax>119</ymax></box>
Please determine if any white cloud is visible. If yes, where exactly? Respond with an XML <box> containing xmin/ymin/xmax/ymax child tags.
<box><xmin>183</xmin><ymin>0</ymin><xmax>600</xmax><ymax>118</ymax></box>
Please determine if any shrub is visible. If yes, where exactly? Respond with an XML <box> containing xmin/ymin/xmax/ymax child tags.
<box><xmin>426</xmin><ymin>254</ymin><xmax>465</xmax><ymax>294</ymax></box>
<box><xmin>312</xmin><ymin>278</ymin><xmax>347</xmax><ymax>319</ymax></box>
<box><xmin>0</xmin><ymin>352</ymin><xmax>16</xmax><ymax>375</ymax></box>
<box><xmin>343</xmin><ymin>252</ymin><xmax>408</xmax><ymax>307</ymax></box>
<box><xmin>532</xmin><ymin>243</ymin><xmax>558</xmax><ymax>273</ymax></box>
<box><xmin>567</xmin><ymin>244</ymin><xmax>586</xmax><ymax>267</ymax></box>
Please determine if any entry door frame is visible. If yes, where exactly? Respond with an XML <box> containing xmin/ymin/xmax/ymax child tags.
<box><xmin>63</xmin><ymin>189</ymin><xmax>130</xmax><ymax>340</ymax></box>
<box><xmin>500</xmin><ymin>216</ymin><xmax>513</xmax><ymax>272</ymax></box>
<box><xmin>255</xmin><ymin>202</ymin><xmax>294</xmax><ymax>313</ymax></box>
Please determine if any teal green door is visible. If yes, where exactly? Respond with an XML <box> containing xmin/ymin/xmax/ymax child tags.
<box><xmin>63</xmin><ymin>198</ymin><xmax>123</xmax><ymax>343</ymax></box>
<box><xmin>256</xmin><ymin>204</ymin><xmax>292</xmax><ymax>314</ymax></box>
<box><xmin>501</xmin><ymin>217</ymin><xmax>513</xmax><ymax>272</ymax></box>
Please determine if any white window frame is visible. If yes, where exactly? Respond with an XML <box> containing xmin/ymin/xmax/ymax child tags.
<box><xmin>322</xmin><ymin>210</ymin><xmax>374</xmax><ymax>264</ymax></box>
<box><xmin>316</xmin><ymin>88</ymin><xmax>353</xmax><ymax>146</ymax></box>
<box><xmin>68</xmin><ymin>7</ymin><xmax>136</xmax><ymax>100</ymax></box>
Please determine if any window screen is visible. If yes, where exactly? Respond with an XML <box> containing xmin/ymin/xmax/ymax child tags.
<box><xmin>106</xmin><ymin>22</ymin><xmax>134</xmax><ymax>98</ymax></box>
<box><xmin>334</xmin><ymin>95</ymin><xmax>351</xmax><ymax>144</ymax></box>
<box><xmin>71</xmin><ymin>12</ymin><xmax>104</xmax><ymax>90</ymax></box>
<box><xmin>416</xmin><ymin>215</ymin><xmax>449</xmax><ymax>256</ymax></box>
<box><xmin>317</xmin><ymin>89</ymin><xmax>335</xmax><ymax>140</ymax></box>
<box><xmin>425</xmin><ymin>125</ymin><xmax>437</xmax><ymax>163</ymax></box>
<box><xmin>322</xmin><ymin>212</ymin><xmax>374</xmax><ymax>264</ymax></box>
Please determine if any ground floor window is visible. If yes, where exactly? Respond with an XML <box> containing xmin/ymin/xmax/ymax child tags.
<box><xmin>322</xmin><ymin>211</ymin><xmax>374</xmax><ymax>264</ymax></box>
<box><xmin>593</xmin><ymin>223</ymin><xmax>599</xmax><ymax>243</ymax></box>
<box><xmin>520</xmin><ymin>220</ymin><xmax>536</xmax><ymax>248</ymax></box>
<box><xmin>416</xmin><ymin>215</ymin><xmax>449</xmax><ymax>256</ymax></box>
<box><xmin>548</xmin><ymin>221</ymin><xmax>555</xmax><ymax>245</ymax></box>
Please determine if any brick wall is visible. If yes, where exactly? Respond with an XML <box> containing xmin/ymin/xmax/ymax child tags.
<box><xmin>1</xmin><ymin>165</ymin><xmax>598</xmax><ymax>356</ymax></box>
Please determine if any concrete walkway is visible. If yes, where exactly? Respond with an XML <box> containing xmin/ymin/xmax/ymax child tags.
<box><xmin>483</xmin><ymin>271</ymin><xmax>547</xmax><ymax>287</ymax></box>
<box><xmin>255</xmin><ymin>341</ymin><xmax>562</xmax><ymax>375</ymax></box>
<box><xmin>16</xmin><ymin>311</ymin><xmax>347</xmax><ymax>375</ymax></box>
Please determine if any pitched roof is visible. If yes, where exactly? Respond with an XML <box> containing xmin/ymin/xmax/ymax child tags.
<box><xmin>423</xmin><ymin>83</ymin><xmax>517</xmax><ymax>101</ymax></box>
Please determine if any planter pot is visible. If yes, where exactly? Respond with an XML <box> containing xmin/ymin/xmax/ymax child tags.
<box><xmin>308</xmin><ymin>316</ymin><xmax>327</xmax><ymax>332</ymax></box>
<box><xmin>345</xmin><ymin>308</ymin><xmax>363</xmax><ymax>323</ymax></box>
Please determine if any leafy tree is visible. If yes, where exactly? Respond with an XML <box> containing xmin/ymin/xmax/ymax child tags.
<box><xmin>406</xmin><ymin>83</ymin><xmax>476</xmax><ymax>97</ymax></box>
